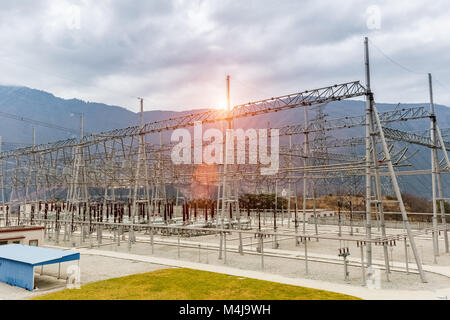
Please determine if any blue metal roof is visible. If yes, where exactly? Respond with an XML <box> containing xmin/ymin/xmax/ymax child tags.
<box><xmin>0</xmin><ymin>244</ymin><xmax>80</xmax><ymax>266</ymax></box>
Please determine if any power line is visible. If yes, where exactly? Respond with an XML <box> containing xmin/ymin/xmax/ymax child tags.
<box><xmin>232</xmin><ymin>77</ymin><xmax>269</xmax><ymax>98</ymax></box>
<box><xmin>0</xmin><ymin>55</ymin><xmax>138</xmax><ymax>103</ymax></box>
<box><xmin>433</xmin><ymin>77</ymin><xmax>450</xmax><ymax>94</ymax></box>
<box><xmin>369</xmin><ymin>39</ymin><xmax>450</xmax><ymax>99</ymax></box>
<box><xmin>2</xmin><ymin>141</ymin><xmax>31</xmax><ymax>147</ymax></box>
<box><xmin>369</xmin><ymin>39</ymin><xmax>427</xmax><ymax>75</ymax></box>
<box><xmin>0</xmin><ymin>110</ymin><xmax>79</xmax><ymax>134</ymax></box>
<box><xmin>4</xmin><ymin>87</ymin><xmax>91</xmax><ymax>136</ymax></box>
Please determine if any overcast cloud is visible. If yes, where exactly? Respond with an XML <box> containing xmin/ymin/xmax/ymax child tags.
<box><xmin>0</xmin><ymin>0</ymin><xmax>450</xmax><ymax>112</ymax></box>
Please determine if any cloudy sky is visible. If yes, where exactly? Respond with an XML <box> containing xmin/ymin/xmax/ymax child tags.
<box><xmin>1</xmin><ymin>0</ymin><xmax>450</xmax><ymax>112</ymax></box>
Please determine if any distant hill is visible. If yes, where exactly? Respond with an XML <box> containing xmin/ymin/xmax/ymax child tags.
<box><xmin>0</xmin><ymin>85</ymin><xmax>449</xmax><ymax>199</ymax></box>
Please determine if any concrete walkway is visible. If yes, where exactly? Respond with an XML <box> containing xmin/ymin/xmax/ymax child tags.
<box><xmin>69</xmin><ymin>247</ymin><xmax>450</xmax><ymax>300</ymax></box>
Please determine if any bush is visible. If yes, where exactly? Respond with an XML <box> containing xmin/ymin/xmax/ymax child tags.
<box><xmin>401</xmin><ymin>193</ymin><xmax>432</xmax><ymax>213</ymax></box>
<box><xmin>239</xmin><ymin>193</ymin><xmax>288</xmax><ymax>210</ymax></box>
<box><xmin>437</xmin><ymin>201</ymin><xmax>450</xmax><ymax>213</ymax></box>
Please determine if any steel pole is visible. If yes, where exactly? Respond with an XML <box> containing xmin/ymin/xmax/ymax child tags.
<box><xmin>364</xmin><ymin>37</ymin><xmax>373</xmax><ymax>268</ymax></box>
<box><xmin>373</xmin><ymin>103</ymin><xmax>427</xmax><ymax>283</ymax></box>
<box><xmin>428</xmin><ymin>73</ymin><xmax>440</xmax><ymax>261</ymax></box>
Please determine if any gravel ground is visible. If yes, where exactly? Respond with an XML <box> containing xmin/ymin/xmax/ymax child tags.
<box><xmin>43</xmin><ymin>230</ymin><xmax>450</xmax><ymax>292</ymax></box>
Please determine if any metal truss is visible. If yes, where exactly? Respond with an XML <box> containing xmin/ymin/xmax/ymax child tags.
<box><xmin>413</xmin><ymin>127</ymin><xmax>450</xmax><ymax>138</ymax></box>
<box><xmin>279</xmin><ymin>106</ymin><xmax>431</xmax><ymax>135</ymax></box>
<box><xmin>0</xmin><ymin>81</ymin><xmax>367</xmax><ymax>160</ymax></box>
<box><xmin>382</xmin><ymin>127</ymin><xmax>450</xmax><ymax>151</ymax></box>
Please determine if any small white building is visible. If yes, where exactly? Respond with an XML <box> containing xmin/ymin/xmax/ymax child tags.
<box><xmin>0</xmin><ymin>226</ymin><xmax>44</xmax><ymax>246</ymax></box>
<box><xmin>298</xmin><ymin>209</ymin><xmax>335</xmax><ymax>221</ymax></box>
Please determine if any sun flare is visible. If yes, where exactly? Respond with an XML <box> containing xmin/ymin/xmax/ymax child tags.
<box><xmin>215</xmin><ymin>100</ymin><xmax>228</xmax><ymax>110</ymax></box>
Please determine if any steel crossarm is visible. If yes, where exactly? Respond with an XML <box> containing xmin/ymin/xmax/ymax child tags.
<box><xmin>279</xmin><ymin>106</ymin><xmax>430</xmax><ymax>135</ymax></box>
<box><xmin>382</xmin><ymin>127</ymin><xmax>450</xmax><ymax>151</ymax></box>
<box><xmin>0</xmin><ymin>81</ymin><xmax>367</xmax><ymax>159</ymax></box>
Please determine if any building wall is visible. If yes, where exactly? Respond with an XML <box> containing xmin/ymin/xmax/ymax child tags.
<box><xmin>0</xmin><ymin>227</ymin><xmax>44</xmax><ymax>246</ymax></box>
<box><xmin>292</xmin><ymin>209</ymin><xmax>335</xmax><ymax>221</ymax></box>
<box><xmin>0</xmin><ymin>258</ymin><xmax>34</xmax><ymax>290</ymax></box>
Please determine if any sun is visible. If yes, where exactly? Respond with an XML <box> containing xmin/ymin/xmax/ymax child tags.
<box><xmin>215</xmin><ymin>100</ymin><xmax>228</xmax><ymax>110</ymax></box>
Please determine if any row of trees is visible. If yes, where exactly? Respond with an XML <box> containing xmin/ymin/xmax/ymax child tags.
<box><xmin>239</xmin><ymin>193</ymin><xmax>288</xmax><ymax>210</ymax></box>
<box><xmin>238</xmin><ymin>192</ymin><xmax>450</xmax><ymax>213</ymax></box>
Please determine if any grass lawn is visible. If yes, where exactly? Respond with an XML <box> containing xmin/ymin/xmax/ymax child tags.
<box><xmin>33</xmin><ymin>268</ymin><xmax>360</xmax><ymax>300</ymax></box>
